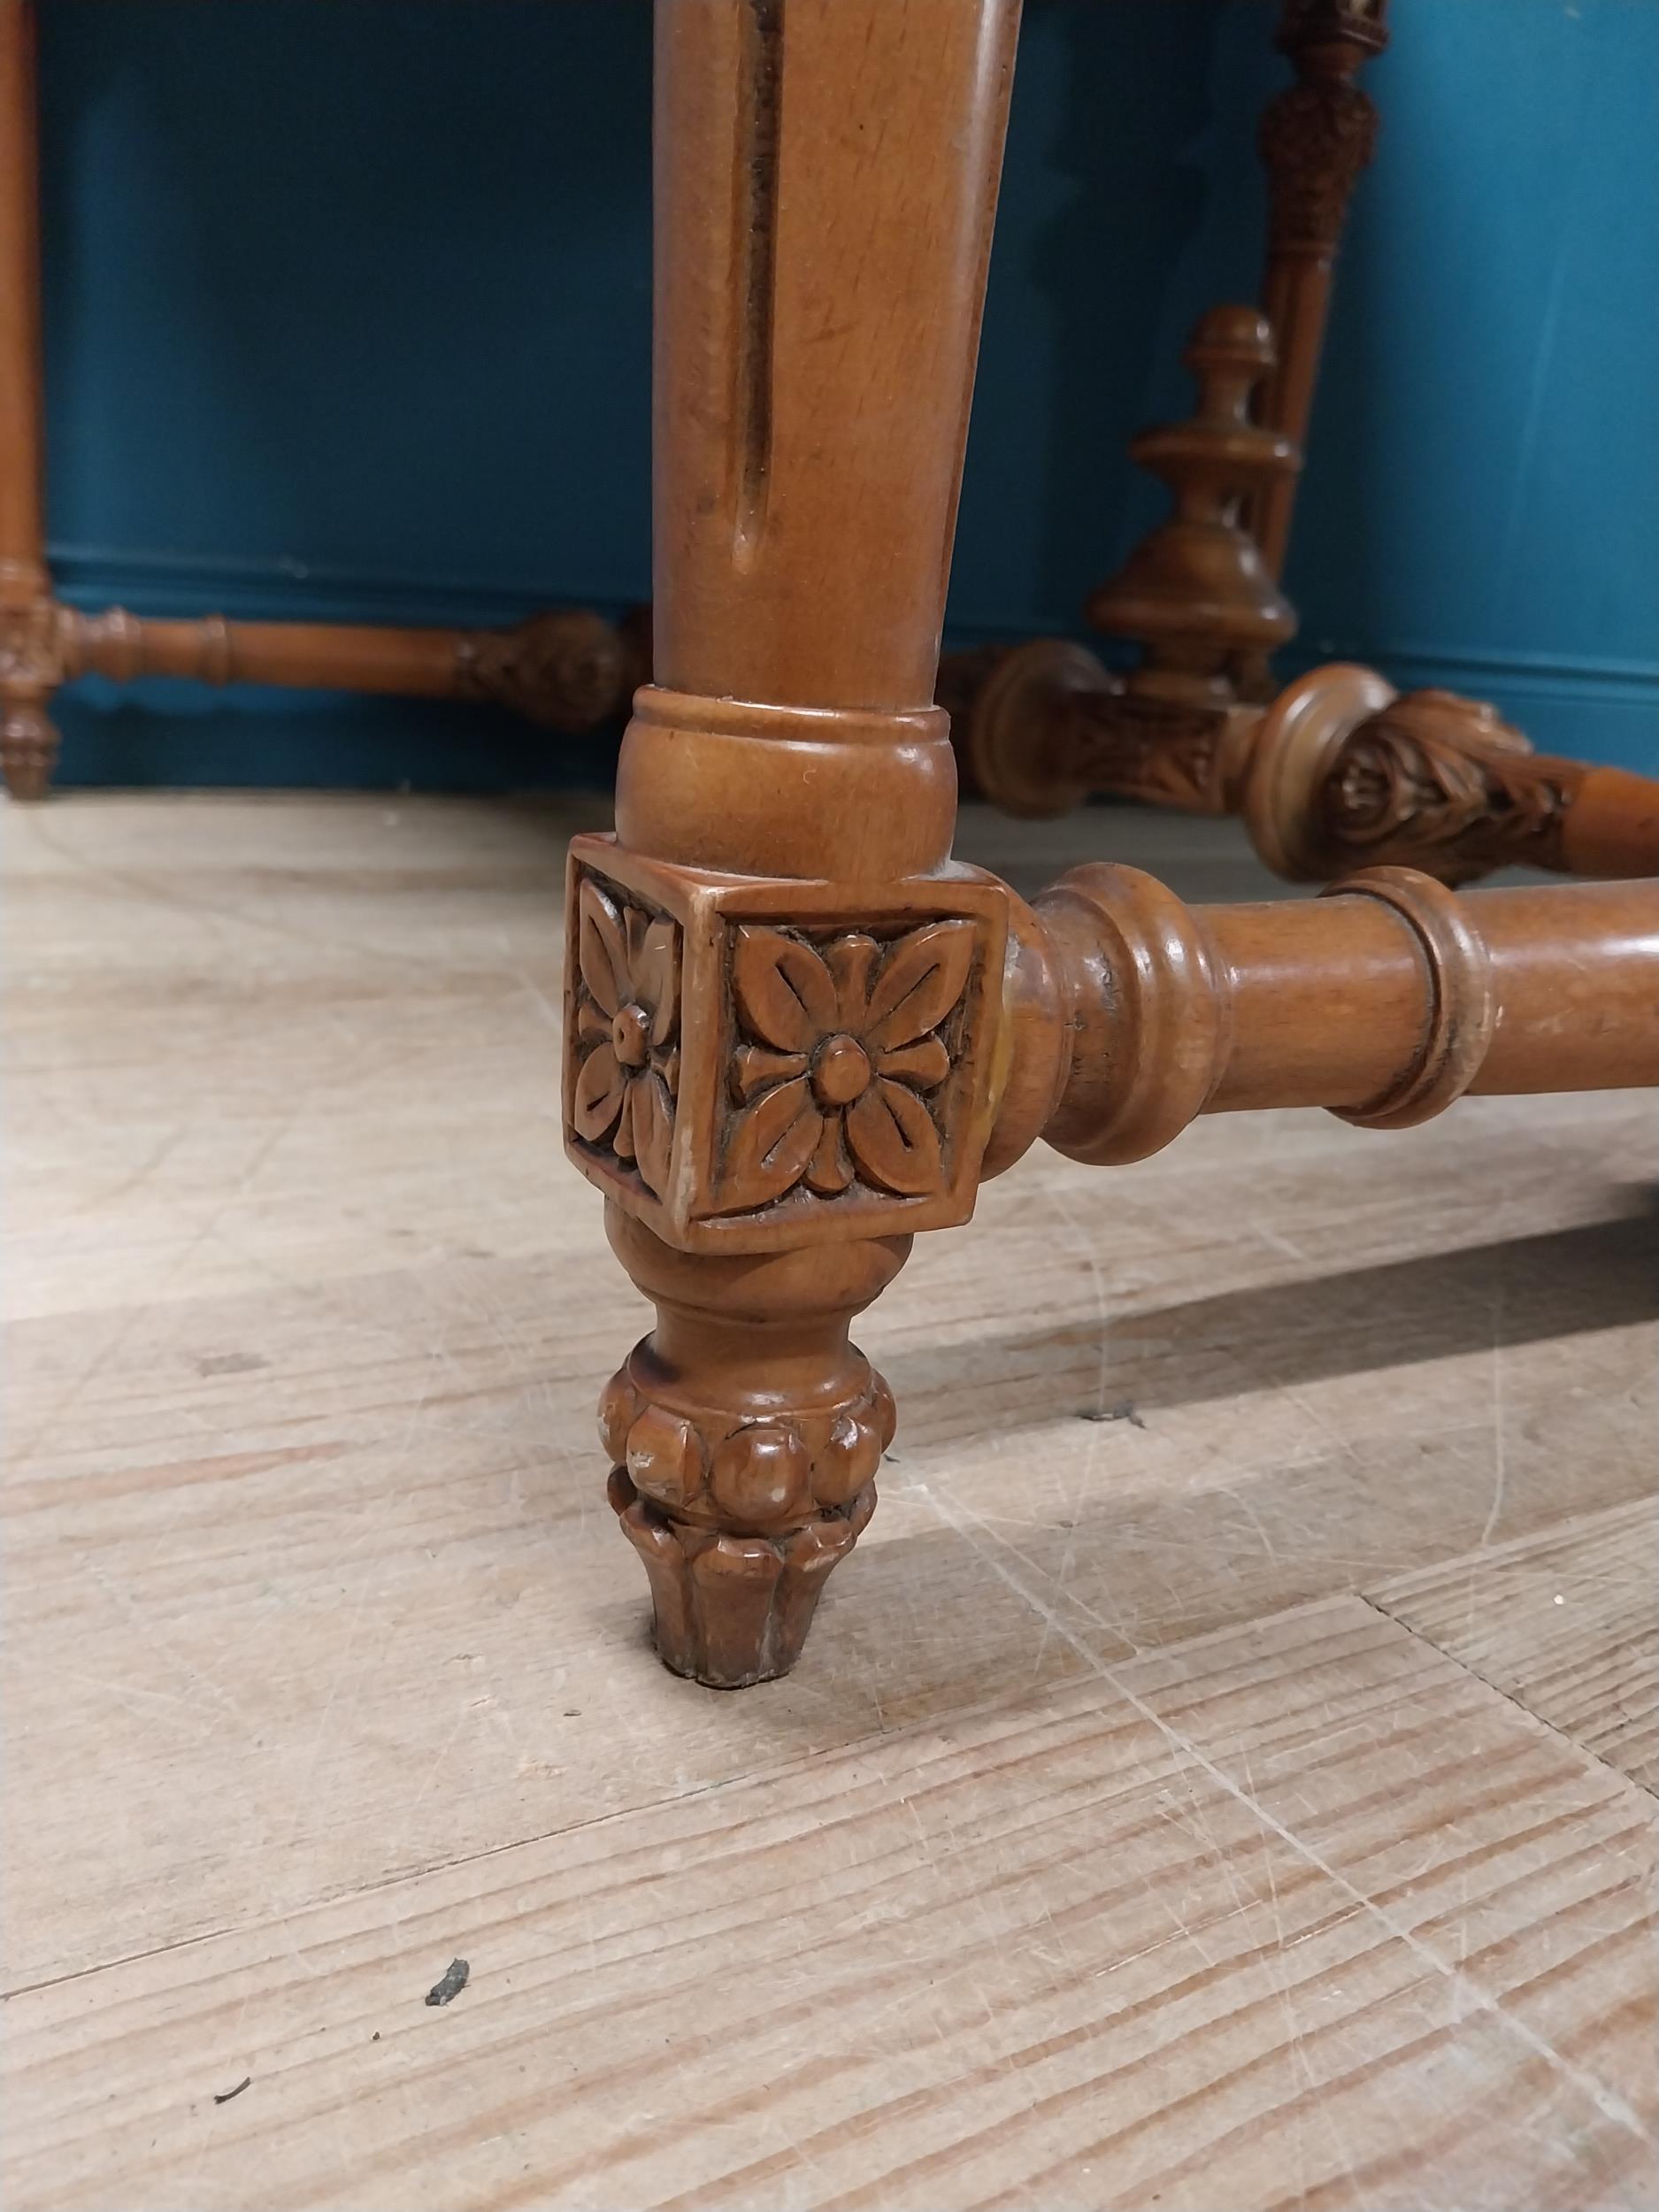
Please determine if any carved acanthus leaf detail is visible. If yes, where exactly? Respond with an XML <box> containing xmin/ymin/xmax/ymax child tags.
<box><xmin>1259</xmin><ymin>79</ymin><xmax>1379</xmax><ymax>251</ymax></box>
<box><xmin>1324</xmin><ymin>690</ymin><xmax>1572</xmax><ymax>878</ymax></box>
<box><xmin>1065</xmin><ymin>694</ymin><xmax>1230</xmax><ymax>815</ymax></box>
<box><xmin>455</xmin><ymin>609</ymin><xmax>634</xmax><ymax>733</ymax></box>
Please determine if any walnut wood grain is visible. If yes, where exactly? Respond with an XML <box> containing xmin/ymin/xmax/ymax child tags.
<box><xmin>683</xmin><ymin>0</ymin><xmax>1647</xmax><ymax>895</ymax></box>
<box><xmin>8</xmin><ymin>592</ymin><xmax>640</xmax><ymax>790</ymax></box>
<box><xmin>963</xmin><ymin>641</ymin><xmax>1258</xmax><ymax>821</ymax></box>
<box><xmin>957</xmin><ymin>2</ymin><xmax>1390</xmax><ymax>822</ymax></box>
<box><xmin>955</xmin><ymin>255</ymin><xmax>1659</xmax><ymax>885</ymax></box>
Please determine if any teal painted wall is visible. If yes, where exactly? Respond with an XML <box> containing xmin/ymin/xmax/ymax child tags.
<box><xmin>37</xmin><ymin>0</ymin><xmax>1659</xmax><ymax>786</ymax></box>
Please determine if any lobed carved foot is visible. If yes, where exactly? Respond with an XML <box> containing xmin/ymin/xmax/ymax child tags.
<box><xmin>1</xmin><ymin>595</ymin><xmax>65</xmax><ymax>801</ymax></box>
<box><xmin>1</xmin><ymin>691</ymin><xmax>58</xmax><ymax>800</ymax></box>
<box><xmin>592</xmin><ymin>1207</ymin><xmax>909</xmax><ymax>1687</ymax></box>
<box><xmin>600</xmin><ymin>1350</ymin><xmax>894</xmax><ymax>1537</ymax></box>
<box><xmin>606</xmin><ymin>1445</ymin><xmax>880</xmax><ymax>1689</ymax></box>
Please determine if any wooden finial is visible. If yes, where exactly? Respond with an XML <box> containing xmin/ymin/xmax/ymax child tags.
<box><xmin>1086</xmin><ymin>305</ymin><xmax>1299</xmax><ymax>710</ymax></box>
<box><xmin>961</xmin><ymin>311</ymin><xmax>1294</xmax><ymax>822</ymax></box>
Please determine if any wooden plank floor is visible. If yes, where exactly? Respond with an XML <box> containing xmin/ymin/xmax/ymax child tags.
<box><xmin>4</xmin><ymin>794</ymin><xmax>1655</xmax><ymax>2212</ymax></box>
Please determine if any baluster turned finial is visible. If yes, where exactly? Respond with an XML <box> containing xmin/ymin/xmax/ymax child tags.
<box><xmin>1085</xmin><ymin>305</ymin><xmax>1299</xmax><ymax>710</ymax></box>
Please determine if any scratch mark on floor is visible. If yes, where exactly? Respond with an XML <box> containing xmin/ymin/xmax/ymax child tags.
<box><xmin>913</xmin><ymin>1477</ymin><xmax>1650</xmax><ymax>2145</ymax></box>
<box><xmin>1479</xmin><ymin>1281</ymin><xmax>1509</xmax><ymax>1552</ymax></box>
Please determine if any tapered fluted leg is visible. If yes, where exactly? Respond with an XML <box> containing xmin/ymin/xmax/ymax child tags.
<box><xmin>564</xmin><ymin>0</ymin><xmax>1023</xmax><ymax>1685</ymax></box>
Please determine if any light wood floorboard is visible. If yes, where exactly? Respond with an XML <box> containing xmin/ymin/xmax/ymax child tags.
<box><xmin>4</xmin><ymin>795</ymin><xmax>1654</xmax><ymax>2209</ymax></box>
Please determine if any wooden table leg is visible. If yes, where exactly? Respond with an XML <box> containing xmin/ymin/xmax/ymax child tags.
<box><xmin>1248</xmin><ymin>0</ymin><xmax>1389</xmax><ymax>584</ymax></box>
<box><xmin>565</xmin><ymin>0</ymin><xmax>1023</xmax><ymax>1686</ymax></box>
<box><xmin>0</xmin><ymin>0</ymin><xmax>59</xmax><ymax>802</ymax></box>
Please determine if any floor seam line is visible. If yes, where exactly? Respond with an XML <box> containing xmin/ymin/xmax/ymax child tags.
<box><xmin>1356</xmin><ymin>1588</ymin><xmax>1658</xmax><ymax>1802</ymax></box>
<box><xmin>915</xmin><ymin>1477</ymin><xmax>1654</xmax><ymax>2147</ymax></box>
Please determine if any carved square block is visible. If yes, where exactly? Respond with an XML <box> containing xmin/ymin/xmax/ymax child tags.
<box><xmin>564</xmin><ymin>835</ymin><xmax>1010</xmax><ymax>1253</ymax></box>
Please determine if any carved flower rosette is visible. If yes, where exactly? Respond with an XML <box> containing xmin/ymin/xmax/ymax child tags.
<box><xmin>720</xmin><ymin>918</ymin><xmax>972</xmax><ymax>1210</ymax></box>
<box><xmin>569</xmin><ymin>877</ymin><xmax>681</xmax><ymax>1200</ymax></box>
<box><xmin>563</xmin><ymin>841</ymin><xmax>1005</xmax><ymax>1252</ymax></box>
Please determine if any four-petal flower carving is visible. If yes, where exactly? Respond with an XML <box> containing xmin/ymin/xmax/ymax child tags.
<box><xmin>721</xmin><ymin>920</ymin><xmax>974</xmax><ymax>1210</ymax></box>
<box><xmin>571</xmin><ymin>878</ymin><xmax>680</xmax><ymax>1197</ymax></box>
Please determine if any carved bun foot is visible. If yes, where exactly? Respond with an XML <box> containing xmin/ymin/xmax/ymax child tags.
<box><xmin>963</xmin><ymin>639</ymin><xmax>1116</xmax><ymax>819</ymax></box>
<box><xmin>608</xmin><ymin>1468</ymin><xmax>877</xmax><ymax>1687</ymax></box>
<box><xmin>598</xmin><ymin>1337</ymin><xmax>895</xmax><ymax>1687</ymax></box>
<box><xmin>1</xmin><ymin>695</ymin><xmax>58</xmax><ymax>801</ymax></box>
